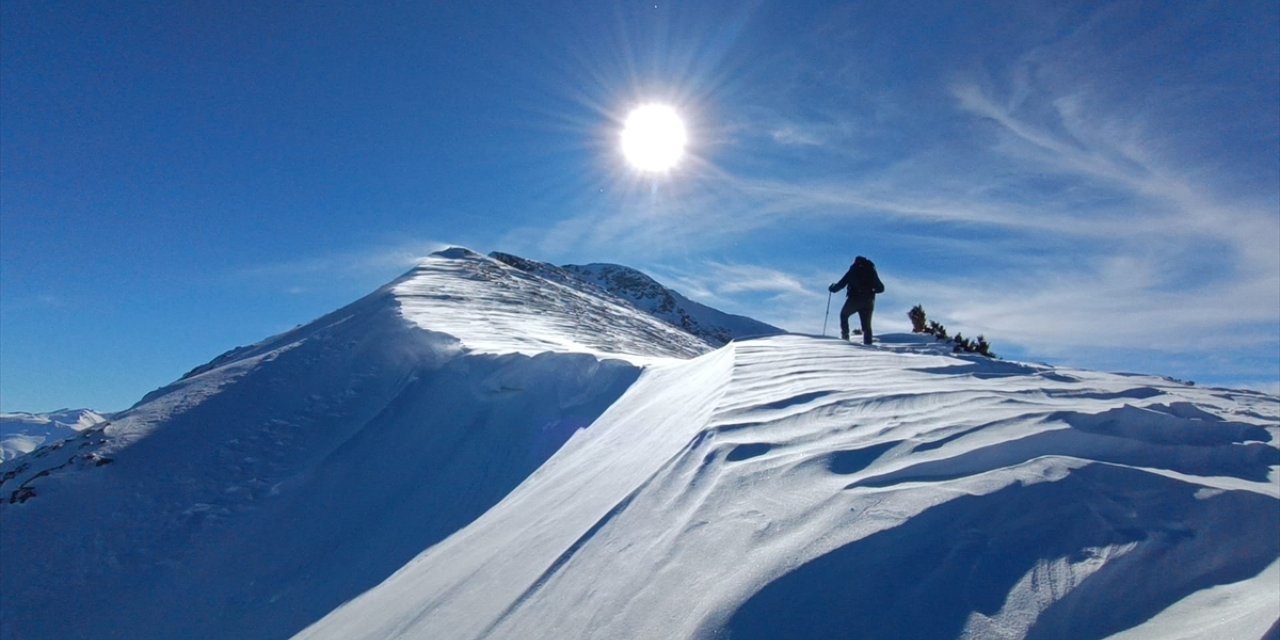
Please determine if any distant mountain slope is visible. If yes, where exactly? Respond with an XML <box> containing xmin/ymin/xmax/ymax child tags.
<box><xmin>489</xmin><ymin>251</ymin><xmax>783</xmax><ymax>346</ymax></box>
<box><xmin>561</xmin><ymin>263</ymin><xmax>784</xmax><ymax>346</ymax></box>
<box><xmin>0</xmin><ymin>408</ymin><xmax>107</xmax><ymax>462</ymax></box>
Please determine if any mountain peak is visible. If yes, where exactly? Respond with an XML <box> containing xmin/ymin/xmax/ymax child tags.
<box><xmin>488</xmin><ymin>252</ymin><xmax>784</xmax><ymax>347</ymax></box>
<box><xmin>392</xmin><ymin>249</ymin><xmax>710</xmax><ymax>361</ymax></box>
<box><xmin>562</xmin><ymin>262</ymin><xmax>784</xmax><ymax>346</ymax></box>
<box><xmin>428</xmin><ymin>246</ymin><xmax>486</xmax><ymax>261</ymax></box>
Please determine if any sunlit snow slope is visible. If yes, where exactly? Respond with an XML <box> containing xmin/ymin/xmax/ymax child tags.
<box><xmin>395</xmin><ymin>248</ymin><xmax>710</xmax><ymax>360</ymax></box>
<box><xmin>488</xmin><ymin>251</ymin><xmax>783</xmax><ymax>346</ymax></box>
<box><xmin>0</xmin><ymin>249</ymin><xmax>708</xmax><ymax>640</ymax></box>
<box><xmin>300</xmin><ymin>334</ymin><xmax>1279</xmax><ymax>640</ymax></box>
<box><xmin>3</xmin><ymin>248</ymin><xmax>1277</xmax><ymax>640</ymax></box>
<box><xmin>558</xmin><ymin>262</ymin><xmax>784</xmax><ymax>346</ymax></box>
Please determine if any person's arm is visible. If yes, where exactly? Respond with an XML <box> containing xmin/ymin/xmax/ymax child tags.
<box><xmin>829</xmin><ymin>268</ymin><xmax>852</xmax><ymax>293</ymax></box>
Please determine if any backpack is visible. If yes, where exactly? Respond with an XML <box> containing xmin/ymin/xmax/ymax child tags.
<box><xmin>853</xmin><ymin>258</ymin><xmax>885</xmax><ymax>296</ymax></box>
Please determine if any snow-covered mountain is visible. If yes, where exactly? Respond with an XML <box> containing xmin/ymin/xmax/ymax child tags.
<box><xmin>2</xmin><ymin>248</ymin><xmax>1276</xmax><ymax>640</ymax></box>
<box><xmin>490</xmin><ymin>251</ymin><xmax>783</xmax><ymax>346</ymax></box>
<box><xmin>561</xmin><ymin>262</ymin><xmax>784</xmax><ymax>346</ymax></box>
<box><xmin>0</xmin><ymin>408</ymin><xmax>108</xmax><ymax>462</ymax></box>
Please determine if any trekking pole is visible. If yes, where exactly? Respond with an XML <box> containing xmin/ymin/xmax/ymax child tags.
<box><xmin>822</xmin><ymin>291</ymin><xmax>832</xmax><ymax>337</ymax></box>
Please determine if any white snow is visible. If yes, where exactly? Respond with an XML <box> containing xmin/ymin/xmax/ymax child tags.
<box><xmin>0</xmin><ymin>408</ymin><xmax>107</xmax><ymax>462</ymax></box>
<box><xmin>394</xmin><ymin>248</ymin><xmax>710</xmax><ymax>362</ymax></box>
<box><xmin>298</xmin><ymin>333</ymin><xmax>1280</xmax><ymax>640</ymax></box>
<box><xmin>559</xmin><ymin>261</ymin><xmax>783</xmax><ymax>345</ymax></box>
<box><xmin>1103</xmin><ymin>559</ymin><xmax>1280</xmax><ymax>640</ymax></box>
<box><xmin>2</xmin><ymin>249</ymin><xmax>1277</xmax><ymax>640</ymax></box>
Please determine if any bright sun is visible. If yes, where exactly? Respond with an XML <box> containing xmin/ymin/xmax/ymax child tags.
<box><xmin>620</xmin><ymin>104</ymin><xmax>687</xmax><ymax>172</ymax></box>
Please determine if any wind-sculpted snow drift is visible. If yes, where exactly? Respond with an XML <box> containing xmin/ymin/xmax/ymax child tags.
<box><xmin>487</xmin><ymin>251</ymin><xmax>784</xmax><ymax>346</ymax></box>
<box><xmin>2</xmin><ymin>249</ymin><xmax>1277</xmax><ymax>640</ymax></box>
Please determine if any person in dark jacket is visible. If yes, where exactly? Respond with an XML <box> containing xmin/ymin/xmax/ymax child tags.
<box><xmin>829</xmin><ymin>256</ymin><xmax>885</xmax><ymax>344</ymax></box>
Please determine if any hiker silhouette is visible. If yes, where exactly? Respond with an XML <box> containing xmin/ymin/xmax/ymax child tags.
<box><xmin>828</xmin><ymin>256</ymin><xmax>885</xmax><ymax>344</ymax></box>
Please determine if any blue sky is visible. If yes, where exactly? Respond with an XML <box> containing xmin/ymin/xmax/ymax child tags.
<box><xmin>2</xmin><ymin>1</ymin><xmax>1277</xmax><ymax>412</ymax></box>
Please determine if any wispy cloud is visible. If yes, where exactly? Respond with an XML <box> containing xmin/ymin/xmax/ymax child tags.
<box><xmin>1</xmin><ymin>293</ymin><xmax>76</xmax><ymax>312</ymax></box>
<box><xmin>769</xmin><ymin>125</ymin><xmax>826</xmax><ymax>147</ymax></box>
<box><xmin>509</xmin><ymin>2</ymin><xmax>1275</xmax><ymax>384</ymax></box>
<box><xmin>230</xmin><ymin>239</ymin><xmax>454</xmax><ymax>292</ymax></box>
<box><xmin>596</xmin><ymin>7</ymin><xmax>1274</xmax><ymax>381</ymax></box>
<box><xmin>650</xmin><ymin>261</ymin><xmax>835</xmax><ymax>334</ymax></box>
<box><xmin>657</xmin><ymin>261</ymin><xmax>809</xmax><ymax>299</ymax></box>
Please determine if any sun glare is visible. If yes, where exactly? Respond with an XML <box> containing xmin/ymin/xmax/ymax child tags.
<box><xmin>620</xmin><ymin>104</ymin><xmax>687</xmax><ymax>172</ymax></box>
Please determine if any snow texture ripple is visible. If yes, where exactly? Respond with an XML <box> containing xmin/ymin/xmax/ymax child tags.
<box><xmin>2</xmin><ymin>249</ymin><xmax>1277</xmax><ymax>640</ymax></box>
<box><xmin>299</xmin><ymin>334</ymin><xmax>1279</xmax><ymax>640</ymax></box>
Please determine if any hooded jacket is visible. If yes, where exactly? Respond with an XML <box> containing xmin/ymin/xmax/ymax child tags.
<box><xmin>829</xmin><ymin>256</ymin><xmax>885</xmax><ymax>301</ymax></box>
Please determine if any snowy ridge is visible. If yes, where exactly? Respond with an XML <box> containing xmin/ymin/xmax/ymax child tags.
<box><xmin>0</xmin><ymin>408</ymin><xmax>107</xmax><ymax>462</ymax></box>
<box><xmin>301</xmin><ymin>334</ymin><xmax>1279</xmax><ymax>640</ymax></box>
<box><xmin>0</xmin><ymin>248</ymin><xmax>701</xmax><ymax>640</ymax></box>
<box><xmin>561</xmin><ymin>262</ymin><xmax>784</xmax><ymax>346</ymax></box>
<box><xmin>488</xmin><ymin>251</ymin><xmax>783</xmax><ymax>346</ymax></box>
<box><xmin>2</xmin><ymin>249</ymin><xmax>1277</xmax><ymax>640</ymax></box>
<box><xmin>396</xmin><ymin>248</ymin><xmax>710</xmax><ymax>361</ymax></box>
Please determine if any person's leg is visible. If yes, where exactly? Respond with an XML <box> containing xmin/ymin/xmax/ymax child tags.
<box><xmin>839</xmin><ymin>298</ymin><xmax>856</xmax><ymax>340</ymax></box>
<box><xmin>858</xmin><ymin>301</ymin><xmax>875</xmax><ymax>344</ymax></box>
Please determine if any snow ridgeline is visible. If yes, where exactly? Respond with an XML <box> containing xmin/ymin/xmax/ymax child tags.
<box><xmin>0</xmin><ymin>408</ymin><xmax>108</xmax><ymax>462</ymax></box>
<box><xmin>486</xmin><ymin>250</ymin><xmax>785</xmax><ymax>347</ymax></box>
<box><xmin>2</xmin><ymin>248</ymin><xmax>1278</xmax><ymax>640</ymax></box>
<box><xmin>299</xmin><ymin>333</ymin><xmax>1279</xmax><ymax>640</ymax></box>
<box><xmin>0</xmin><ymin>249</ymin><xmax>699</xmax><ymax>639</ymax></box>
